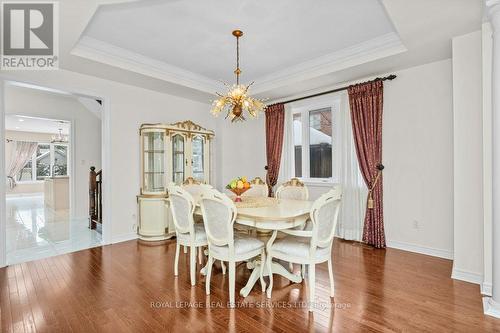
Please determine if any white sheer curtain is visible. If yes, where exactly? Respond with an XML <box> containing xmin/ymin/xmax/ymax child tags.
<box><xmin>6</xmin><ymin>141</ymin><xmax>38</xmax><ymax>189</ymax></box>
<box><xmin>334</xmin><ymin>92</ymin><xmax>367</xmax><ymax>241</ymax></box>
<box><xmin>278</xmin><ymin>104</ymin><xmax>294</xmax><ymax>186</ymax></box>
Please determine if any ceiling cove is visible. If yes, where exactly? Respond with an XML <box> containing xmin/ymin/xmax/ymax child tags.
<box><xmin>72</xmin><ymin>0</ymin><xmax>406</xmax><ymax>95</ymax></box>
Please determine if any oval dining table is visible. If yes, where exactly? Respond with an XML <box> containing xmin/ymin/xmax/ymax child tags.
<box><xmin>196</xmin><ymin>195</ymin><xmax>313</xmax><ymax>297</ymax></box>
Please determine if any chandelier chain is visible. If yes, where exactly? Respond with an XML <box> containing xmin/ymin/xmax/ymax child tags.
<box><xmin>236</xmin><ymin>34</ymin><xmax>240</xmax><ymax>85</ymax></box>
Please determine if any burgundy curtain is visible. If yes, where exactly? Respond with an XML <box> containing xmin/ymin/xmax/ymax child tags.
<box><xmin>348</xmin><ymin>80</ymin><xmax>385</xmax><ymax>248</ymax></box>
<box><xmin>265</xmin><ymin>103</ymin><xmax>285</xmax><ymax>196</ymax></box>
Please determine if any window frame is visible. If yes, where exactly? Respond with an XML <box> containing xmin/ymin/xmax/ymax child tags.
<box><xmin>15</xmin><ymin>142</ymin><xmax>70</xmax><ymax>184</ymax></box>
<box><xmin>290</xmin><ymin>97</ymin><xmax>340</xmax><ymax>185</ymax></box>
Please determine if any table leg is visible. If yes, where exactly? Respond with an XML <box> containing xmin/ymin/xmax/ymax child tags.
<box><xmin>239</xmin><ymin>260</ymin><xmax>302</xmax><ymax>297</ymax></box>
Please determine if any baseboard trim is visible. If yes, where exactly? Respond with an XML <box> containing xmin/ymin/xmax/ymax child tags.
<box><xmin>483</xmin><ymin>297</ymin><xmax>500</xmax><ymax>318</ymax></box>
<box><xmin>482</xmin><ymin>282</ymin><xmax>493</xmax><ymax>296</ymax></box>
<box><xmin>451</xmin><ymin>267</ymin><xmax>483</xmax><ymax>285</ymax></box>
<box><xmin>386</xmin><ymin>240</ymin><xmax>453</xmax><ymax>260</ymax></box>
<box><xmin>111</xmin><ymin>232</ymin><xmax>138</xmax><ymax>244</ymax></box>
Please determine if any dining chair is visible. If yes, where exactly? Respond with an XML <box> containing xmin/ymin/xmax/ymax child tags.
<box><xmin>200</xmin><ymin>189</ymin><xmax>266</xmax><ymax>308</ymax></box>
<box><xmin>181</xmin><ymin>177</ymin><xmax>213</xmax><ymax>258</ymax></box>
<box><xmin>242</xmin><ymin>177</ymin><xmax>269</xmax><ymax>197</ymax></box>
<box><xmin>276</xmin><ymin>178</ymin><xmax>310</xmax><ymax>272</ymax></box>
<box><xmin>182</xmin><ymin>177</ymin><xmax>213</xmax><ymax>197</ymax></box>
<box><xmin>265</xmin><ymin>187</ymin><xmax>342</xmax><ymax>312</ymax></box>
<box><xmin>168</xmin><ymin>185</ymin><xmax>207</xmax><ymax>286</ymax></box>
<box><xmin>275</xmin><ymin>178</ymin><xmax>309</xmax><ymax>200</ymax></box>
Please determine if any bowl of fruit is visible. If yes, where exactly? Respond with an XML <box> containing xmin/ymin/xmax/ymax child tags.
<box><xmin>226</xmin><ymin>177</ymin><xmax>251</xmax><ymax>202</ymax></box>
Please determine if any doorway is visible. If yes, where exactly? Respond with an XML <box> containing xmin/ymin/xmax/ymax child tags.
<box><xmin>2</xmin><ymin>82</ymin><xmax>105</xmax><ymax>265</ymax></box>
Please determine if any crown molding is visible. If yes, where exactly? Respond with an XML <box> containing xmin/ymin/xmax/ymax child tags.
<box><xmin>251</xmin><ymin>32</ymin><xmax>406</xmax><ymax>94</ymax></box>
<box><xmin>72</xmin><ymin>32</ymin><xmax>405</xmax><ymax>96</ymax></box>
<box><xmin>486</xmin><ymin>0</ymin><xmax>500</xmax><ymax>19</ymax></box>
<box><xmin>486</xmin><ymin>0</ymin><xmax>500</xmax><ymax>7</ymax></box>
<box><xmin>71</xmin><ymin>36</ymin><xmax>222</xmax><ymax>94</ymax></box>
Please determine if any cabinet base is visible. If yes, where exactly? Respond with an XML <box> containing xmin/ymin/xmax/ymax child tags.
<box><xmin>138</xmin><ymin>238</ymin><xmax>172</xmax><ymax>246</ymax></box>
<box><xmin>138</xmin><ymin>233</ymin><xmax>175</xmax><ymax>242</ymax></box>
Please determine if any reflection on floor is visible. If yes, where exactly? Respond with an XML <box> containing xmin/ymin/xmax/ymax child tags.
<box><xmin>6</xmin><ymin>194</ymin><xmax>102</xmax><ymax>265</ymax></box>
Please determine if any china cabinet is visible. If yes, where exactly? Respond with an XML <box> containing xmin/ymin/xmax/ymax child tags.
<box><xmin>137</xmin><ymin>120</ymin><xmax>214</xmax><ymax>241</ymax></box>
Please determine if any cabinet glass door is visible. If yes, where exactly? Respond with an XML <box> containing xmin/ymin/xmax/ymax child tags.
<box><xmin>143</xmin><ymin>131</ymin><xmax>165</xmax><ymax>193</ymax></box>
<box><xmin>172</xmin><ymin>134</ymin><xmax>185</xmax><ymax>185</ymax></box>
<box><xmin>191</xmin><ymin>135</ymin><xmax>205</xmax><ymax>182</ymax></box>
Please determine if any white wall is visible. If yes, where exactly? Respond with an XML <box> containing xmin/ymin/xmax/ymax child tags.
<box><xmin>0</xmin><ymin>69</ymin><xmax>217</xmax><ymax>244</ymax></box>
<box><xmin>382</xmin><ymin>59</ymin><xmax>454</xmax><ymax>258</ymax></box>
<box><xmin>215</xmin><ymin>116</ymin><xmax>267</xmax><ymax>190</ymax></box>
<box><xmin>451</xmin><ymin>31</ymin><xmax>484</xmax><ymax>284</ymax></box>
<box><xmin>5</xmin><ymin>86</ymin><xmax>101</xmax><ymax>218</ymax></box>
<box><xmin>5</xmin><ymin>130</ymin><xmax>54</xmax><ymax>195</ymax></box>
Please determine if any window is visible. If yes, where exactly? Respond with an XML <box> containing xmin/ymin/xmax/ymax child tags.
<box><xmin>293</xmin><ymin>113</ymin><xmax>302</xmax><ymax>177</ymax></box>
<box><xmin>15</xmin><ymin>143</ymin><xmax>69</xmax><ymax>182</ymax></box>
<box><xmin>53</xmin><ymin>145</ymin><xmax>68</xmax><ymax>176</ymax></box>
<box><xmin>36</xmin><ymin>144</ymin><xmax>51</xmax><ymax>180</ymax></box>
<box><xmin>292</xmin><ymin>104</ymin><xmax>335</xmax><ymax>182</ymax></box>
<box><xmin>309</xmin><ymin>108</ymin><xmax>332</xmax><ymax>178</ymax></box>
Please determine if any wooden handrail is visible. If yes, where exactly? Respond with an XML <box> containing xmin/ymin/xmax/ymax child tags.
<box><xmin>89</xmin><ymin>166</ymin><xmax>102</xmax><ymax>232</ymax></box>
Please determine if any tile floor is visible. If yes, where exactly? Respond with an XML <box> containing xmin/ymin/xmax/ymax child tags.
<box><xmin>6</xmin><ymin>194</ymin><xmax>102</xmax><ymax>265</ymax></box>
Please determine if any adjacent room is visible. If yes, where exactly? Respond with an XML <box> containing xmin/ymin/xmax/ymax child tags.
<box><xmin>3</xmin><ymin>84</ymin><xmax>103</xmax><ymax>265</ymax></box>
<box><xmin>0</xmin><ymin>0</ymin><xmax>499</xmax><ymax>332</ymax></box>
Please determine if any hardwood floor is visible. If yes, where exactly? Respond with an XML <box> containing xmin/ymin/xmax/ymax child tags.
<box><xmin>1</xmin><ymin>238</ymin><xmax>498</xmax><ymax>332</ymax></box>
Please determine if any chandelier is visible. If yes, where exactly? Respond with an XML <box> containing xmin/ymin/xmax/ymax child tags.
<box><xmin>51</xmin><ymin>128</ymin><xmax>68</xmax><ymax>143</ymax></box>
<box><xmin>210</xmin><ymin>30</ymin><xmax>266</xmax><ymax>122</ymax></box>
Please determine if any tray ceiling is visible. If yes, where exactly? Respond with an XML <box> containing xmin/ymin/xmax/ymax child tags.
<box><xmin>74</xmin><ymin>0</ymin><xmax>406</xmax><ymax>94</ymax></box>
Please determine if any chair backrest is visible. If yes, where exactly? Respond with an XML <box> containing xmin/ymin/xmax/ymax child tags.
<box><xmin>242</xmin><ymin>177</ymin><xmax>268</xmax><ymax>197</ymax></box>
<box><xmin>275</xmin><ymin>178</ymin><xmax>309</xmax><ymax>200</ymax></box>
<box><xmin>181</xmin><ymin>177</ymin><xmax>213</xmax><ymax>197</ymax></box>
<box><xmin>200</xmin><ymin>189</ymin><xmax>237</xmax><ymax>247</ymax></box>
<box><xmin>328</xmin><ymin>183</ymin><xmax>342</xmax><ymax>200</ymax></box>
<box><xmin>310</xmin><ymin>187</ymin><xmax>343</xmax><ymax>248</ymax></box>
<box><xmin>168</xmin><ymin>185</ymin><xmax>195</xmax><ymax>235</ymax></box>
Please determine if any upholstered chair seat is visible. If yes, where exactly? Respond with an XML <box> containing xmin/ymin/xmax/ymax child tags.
<box><xmin>271</xmin><ymin>236</ymin><xmax>330</xmax><ymax>261</ymax></box>
<box><xmin>176</xmin><ymin>224</ymin><xmax>207</xmax><ymax>244</ymax></box>
<box><xmin>210</xmin><ymin>234</ymin><xmax>264</xmax><ymax>258</ymax></box>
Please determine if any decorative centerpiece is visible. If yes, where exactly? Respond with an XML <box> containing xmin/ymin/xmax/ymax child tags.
<box><xmin>226</xmin><ymin>177</ymin><xmax>251</xmax><ymax>202</ymax></box>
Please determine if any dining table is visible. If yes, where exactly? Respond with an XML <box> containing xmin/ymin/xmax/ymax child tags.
<box><xmin>195</xmin><ymin>195</ymin><xmax>313</xmax><ymax>297</ymax></box>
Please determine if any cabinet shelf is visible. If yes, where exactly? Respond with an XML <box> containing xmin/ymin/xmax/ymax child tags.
<box><xmin>144</xmin><ymin>150</ymin><xmax>165</xmax><ymax>153</ymax></box>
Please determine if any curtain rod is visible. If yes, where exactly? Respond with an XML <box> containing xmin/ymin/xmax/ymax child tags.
<box><xmin>276</xmin><ymin>74</ymin><xmax>397</xmax><ymax>105</ymax></box>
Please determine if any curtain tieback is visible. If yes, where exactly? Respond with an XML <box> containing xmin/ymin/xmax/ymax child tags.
<box><xmin>367</xmin><ymin>164</ymin><xmax>384</xmax><ymax>209</ymax></box>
